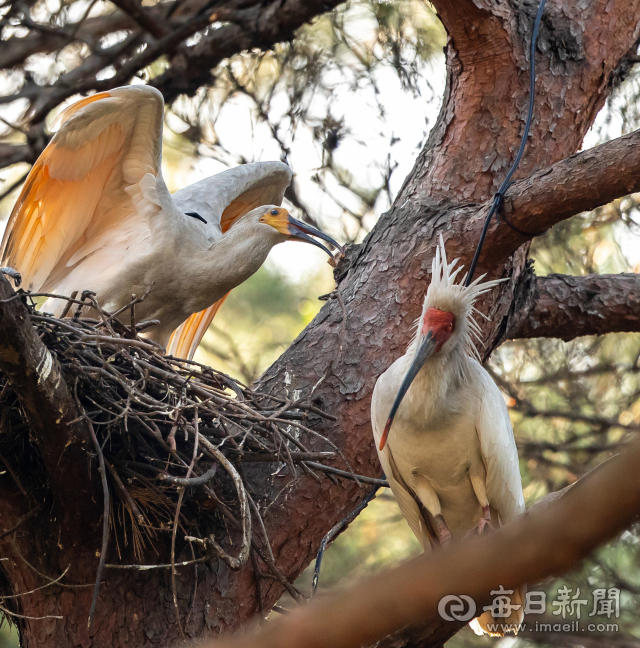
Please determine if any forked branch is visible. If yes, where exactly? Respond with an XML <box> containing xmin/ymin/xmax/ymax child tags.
<box><xmin>469</xmin><ymin>128</ymin><xmax>640</xmax><ymax>271</ymax></box>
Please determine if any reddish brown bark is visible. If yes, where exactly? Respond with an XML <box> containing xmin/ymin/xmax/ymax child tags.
<box><xmin>4</xmin><ymin>2</ymin><xmax>640</xmax><ymax>648</ymax></box>
<box><xmin>0</xmin><ymin>277</ymin><xmax>97</xmax><ymax>539</ymax></box>
<box><xmin>508</xmin><ymin>272</ymin><xmax>640</xmax><ymax>341</ymax></box>
<box><xmin>247</xmin><ymin>0</ymin><xmax>640</xmax><ymax>644</ymax></box>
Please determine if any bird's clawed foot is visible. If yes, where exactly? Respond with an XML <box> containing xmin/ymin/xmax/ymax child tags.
<box><xmin>465</xmin><ymin>505</ymin><xmax>494</xmax><ymax>539</ymax></box>
<box><xmin>435</xmin><ymin>514</ymin><xmax>452</xmax><ymax>546</ymax></box>
<box><xmin>0</xmin><ymin>266</ymin><xmax>21</xmax><ymax>287</ymax></box>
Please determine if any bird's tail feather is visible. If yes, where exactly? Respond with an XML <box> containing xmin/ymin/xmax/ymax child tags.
<box><xmin>166</xmin><ymin>293</ymin><xmax>230</xmax><ymax>360</ymax></box>
<box><xmin>469</xmin><ymin>584</ymin><xmax>525</xmax><ymax>637</ymax></box>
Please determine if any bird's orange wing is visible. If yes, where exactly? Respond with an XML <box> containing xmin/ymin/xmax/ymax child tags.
<box><xmin>0</xmin><ymin>86</ymin><xmax>164</xmax><ymax>291</ymax></box>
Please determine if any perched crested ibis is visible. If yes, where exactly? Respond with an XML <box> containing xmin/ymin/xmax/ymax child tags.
<box><xmin>371</xmin><ymin>237</ymin><xmax>525</xmax><ymax>635</ymax></box>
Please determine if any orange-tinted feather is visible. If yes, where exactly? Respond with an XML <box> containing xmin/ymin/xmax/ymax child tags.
<box><xmin>166</xmin><ymin>293</ymin><xmax>230</xmax><ymax>360</ymax></box>
<box><xmin>0</xmin><ymin>87</ymin><xmax>163</xmax><ymax>292</ymax></box>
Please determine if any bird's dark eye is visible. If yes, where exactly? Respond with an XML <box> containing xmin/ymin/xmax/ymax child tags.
<box><xmin>185</xmin><ymin>211</ymin><xmax>207</xmax><ymax>224</ymax></box>
<box><xmin>270</xmin><ymin>209</ymin><xmax>279</xmax><ymax>216</ymax></box>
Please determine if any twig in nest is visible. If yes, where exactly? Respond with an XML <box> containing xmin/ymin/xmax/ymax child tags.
<box><xmin>304</xmin><ymin>462</ymin><xmax>389</xmax><ymax>488</ymax></box>
<box><xmin>0</xmin><ymin>451</ymin><xmax>28</xmax><ymax>498</ymax></box>
<box><xmin>251</xmin><ymin>550</ymin><xmax>265</xmax><ymax>617</ymax></box>
<box><xmin>104</xmin><ymin>555</ymin><xmax>212</xmax><ymax>570</ymax></box>
<box><xmin>171</xmin><ymin>409</ymin><xmax>199</xmax><ymax>637</ymax></box>
<box><xmin>2</xmin><ymin>565</ymin><xmax>71</xmax><ymax>600</ymax></box>
<box><xmin>77</xmin><ymin>396</ymin><xmax>110</xmax><ymax>630</ymax></box>
<box><xmin>158</xmin><ymin>464</ymin><xmax>217</xmax><ymax>486</ymax></box>
<box><xmin>59</xmin><ymin>290</ymin><xmax>78</xmax><ymax>318</ymax></box>
<box><xmin>0</xmin><ymin>602</ymin><xmax>62</xmax><ymax>621</ymax></box>
<box><xmin>106</xmin><ymin>462</ymin><xmax>144</xmax><ymax>525</ymax></box>
<box><xmin>272</xmin><ymin>605</ymin><xmax>291</xmax><ymax>614</ymax></box>
<box><xmin>0</xmin><ymin>506</ymin><xmax>40</xmax><ymax>541</ymax></box>
<box><xmin>1</xmin><ymin>292</ymin><xmax>353</xmax><ymax>611</ymax></box>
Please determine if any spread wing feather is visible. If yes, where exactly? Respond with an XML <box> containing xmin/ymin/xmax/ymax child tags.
<box><xmin>166</xmin><ymin>293</ymin><xmax>230</xmax><ymax>360</ymax></box>
<box><xmin>167</xmin><ymin>161</ymin><xmax>292</xmax><ymax>359</ymax></box>
<box><xmin>171</xmin><ymin>161</ymin><xmax>292</xmax><ymax>234</ymax></box>
<box><xmin>1</xmin><ymin>86</ymin><xmax>165</xmax><ymax>292</ymax></box>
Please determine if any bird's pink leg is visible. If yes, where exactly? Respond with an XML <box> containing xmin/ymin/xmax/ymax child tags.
<box><xmin>477</xmin><ymin>505</ymin><xmax>493</xmax><ymax>534</ymax></box>
<box><xmin>465</xmin><ymin>506</ymin><xmax>494</xmax><ymax>539</ymax></box>
<box><xmin>434</xmin><ymin>514</ymin><xmax>452</xmax><ymax>545</ymax></box>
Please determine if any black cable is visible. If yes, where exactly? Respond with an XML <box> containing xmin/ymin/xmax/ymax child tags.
<box><xmin>464</xmin><ymin>0</ymin><xmax>547</xmax><ymax>287</ymax></box>
<box><xmin>311</xmin><ymin>486</ymin><xmax>379</xmax><ymax>597</ymax></box>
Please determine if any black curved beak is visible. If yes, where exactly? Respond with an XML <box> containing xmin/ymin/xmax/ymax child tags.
<box><xmin>379</xmin><ymin>331</ymin><xmax>437</xmax><ymax>451</ymax></box>
<box><xmin>286</xmin><ymin>215</ymin><xmax>344</xmax><ymax>257</ymax></box>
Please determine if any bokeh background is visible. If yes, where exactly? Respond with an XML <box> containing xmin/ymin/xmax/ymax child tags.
<box><xmin>2</xmin><ymin>1</ymin><xmax>640</xmax><ymax>645</ymax></box>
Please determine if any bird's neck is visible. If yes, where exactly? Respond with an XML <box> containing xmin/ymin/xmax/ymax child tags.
<box><xmin>405</xmin><ymin>346</ymin><xmax>470</xmax><ymax>423</ymax></box>
<box><xmin>215</xmin><ymin>224</ymin><xmax>273</xmax><ymax>283</ymax></box>
<box><xmin>185</xmin><ymin>222</ymin><xmax>274</xmax><ymax>313</ymax></box>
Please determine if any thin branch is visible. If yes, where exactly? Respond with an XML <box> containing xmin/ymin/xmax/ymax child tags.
<box><xmin>82</xmin><ymin>410</ymin><xmax>109</xmax><ymax>630</ymax></box>
<box><xmin>475</xmin><ymin>127</ymin><xmax>640</xmax><ymax>268</ymax></box>
<box><xmin>0</xmin><ymin>506</ymin><xmax>40</xmax><ymax>541</ymax></box>
<box><xmin>108</xmin><ymin>0</ymin><xmax>167</xmax><ymax>39</ymax></box>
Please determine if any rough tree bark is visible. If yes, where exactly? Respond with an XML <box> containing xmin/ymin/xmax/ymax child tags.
<box><xmin>508</xmin><ymin>272</ymin><xmax>640</xmax><ymax>341</ymax></box>
<box><xmin>3</xmin><ymin>1</ymin><xmax>640</xmax><ymax>647</ymax></box>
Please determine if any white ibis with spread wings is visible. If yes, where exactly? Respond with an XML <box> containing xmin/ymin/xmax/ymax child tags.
<box><xmin>0</xmin><ymin>85</ymin><xmax>341</xmax><ymax>359</ymax></box>
<box><xmin>371</xmin><ymin>237</ymin><xmax>525</xmax><ymax>636</ymax></box>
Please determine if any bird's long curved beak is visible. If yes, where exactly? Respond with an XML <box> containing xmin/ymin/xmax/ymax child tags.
<box><xmin>286</xmin><ymin>215</ymin><xmax>343</xmax><ymax>257</ymax></box>
<box><xmin>379</xmin><ymin>331</ymin><xmax>437</xmax><ymax>451</ymax></box>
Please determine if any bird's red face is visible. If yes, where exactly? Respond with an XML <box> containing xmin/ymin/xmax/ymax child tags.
<box><xmin>379</xmin><ymin>307</ymin><xmax>456</xmax><ymax>450</ymax></box>
<box><xmin>421</xmin><ymin>308</ymin><xmax>455</xmax><ymax>351</ymax></box>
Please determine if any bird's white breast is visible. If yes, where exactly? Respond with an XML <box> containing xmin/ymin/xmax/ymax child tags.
<box><xmin>375</xmin><ymin>353</ymin><xmax>487</xmax><ymax>538</ymax></box>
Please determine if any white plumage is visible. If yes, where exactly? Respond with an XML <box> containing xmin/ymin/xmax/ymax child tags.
<box><xmin>0</xmin><ymin>86</ymin><xmax>340</xmax><ymax>359</ymax></box>
<box><xmin>371</xmin><ymin>237</ymin><xmax>525</xmax><ymax>636</ymax></box>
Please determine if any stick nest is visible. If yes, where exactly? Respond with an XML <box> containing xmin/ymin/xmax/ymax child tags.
<box><xmin>0</xmin><ymin>291</ymin><xmax>370</xmax><ymax>605</ymax></box>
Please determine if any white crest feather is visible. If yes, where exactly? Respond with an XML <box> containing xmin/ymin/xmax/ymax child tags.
<box><xmin>411</xmin><ymin>235</ymin><xmax>505</xmax><ymax>362</ymax></box>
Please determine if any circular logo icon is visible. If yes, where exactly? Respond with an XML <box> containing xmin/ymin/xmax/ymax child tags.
<box><xmin>438</xmin><ymin>595</ymin><xmax>477</xmax><ymax>622</ymax></box>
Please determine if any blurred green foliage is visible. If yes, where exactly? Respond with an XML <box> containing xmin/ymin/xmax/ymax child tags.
<box><xmin>195</xmin><ymin>261</ymin><xmax>334</xmax><ymax>384</ymax></box>
<box><xmin>0</xmin><ymin>622</ymin><xmax>18</xmax><ymax>648</ymax></box>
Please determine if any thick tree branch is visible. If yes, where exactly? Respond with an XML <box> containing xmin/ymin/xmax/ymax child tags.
<box><xmin>0</xmin><ymin>275</ymin><xmax>98</xmax><ymax>540</ymax></box>
<box><xmin>0</xmin><ymin>13</ymin><xmax>134</xmax><ymax>70</ymax></box>
<box><xmin>108</xmin><ymin>0</ymin><xmax>167</xmax><ymax>39</ymax></box>
<box><xmin>507</xmin><ymin>273</ymin><xmax>640</xmax><ymax>341</ymax></box>
<box><xmin>0</xmin><ymin>143</ymin><xmax>37</xmax><ymax>170</ymax></box>
<box><xmin>0</xmin><ymin>0</ymin><xmax>345</xmax><ymax>132</ymax></box>
<box><xmin>212</xmin><ymin>437</ymin><xmax>640</xmax><ymax>648</ymax></box>
<box><xmin>463</xmin><ymin>127</ymin><xmax>640</xmax><ymax>277</ymax></box>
